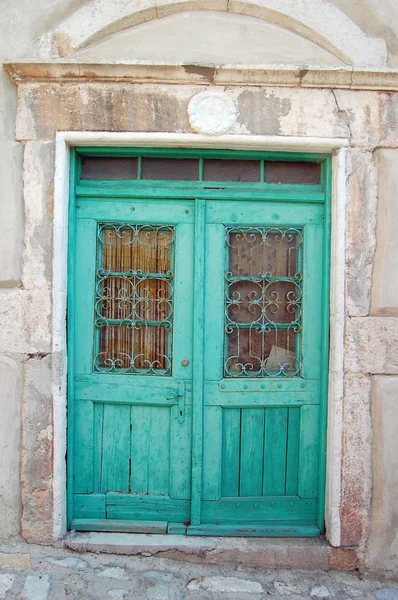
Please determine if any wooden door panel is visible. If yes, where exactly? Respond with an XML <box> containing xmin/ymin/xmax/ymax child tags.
<box><xmin>240</xmin><ymin>409</ymin><xmax>265</xmax><ymax>497</ymax></box>
<box><xmin>146</xmin><ymin>406</ymin><xmax>171</xmax><ymax>496</ymax></box>
<box><xmin>201</xmin><ymin>497</ymin><xmax>318</xmax><ymax>523</ymax></box>
<box><xmin>202</xmin><ymin>406</ymin><xmax>222</xmax><ymax>501</ymax></box>
<box><xmin>106</xmin><ymin>494</ymin><xmax>190</xmax><ymax>522</ymax></box>
<box><xmin>206</xmin><ymin>200</ymin><xmax>324</xmax><ymax>226</ymax></box>
<box><xmin>170</xmin><ymin>405</ymin><xmax>192</xmax><ymax>499</ymax></box>
<box><xmin>285</xmin><ymin>407</ymin><xmax>300</xmax><ymax>496</ymax></box>
<box><xmin>202</xmin><ymin>205</ymin><xmax>325</xmax><ymax>530</ymax></box>
<box><xmin>72</xmin><ymin>208</ymin><xmax>194</xmax><ymax>528</ymax></box>
<box><xmin>203</xmin><ymin>405</ymin><xmax>318</xmax><ymax>502</ymax></box>
<box><xmin>101</xmin><ymin>403</ymin><xmax>131</xmax><ymax>493</ymax></box>
<box><xmin>221</xmin><ymin>409</ymin><xmax>241</xmax><ymax>497</ymax></box>
<box><xmin>298</xmin><ymin>405</ymin><xmax>320</xmax><ymax>499</ymax></box>
<box><xmin>73</xmin><ymin>400</ymin><xmax>95</xmax><ymax>494</ymax></box>
<box><xmin>263</xmin><ymin>407</ymin><xmax>288</xmax><ymax>496</ymax></box>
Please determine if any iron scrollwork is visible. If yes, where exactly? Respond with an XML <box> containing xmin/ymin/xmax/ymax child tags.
<box><xmin>224</xmin><ymin>226</ymin><xmax>303</xmax><ymax>378</ymax></box>
<box><xmin>93</xmin><ymin>223</ymin><xmax>175</xmax><ymax>375</ymax></box>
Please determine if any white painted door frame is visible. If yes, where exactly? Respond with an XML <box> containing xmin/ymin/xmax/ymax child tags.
<box><xmin>52</xmin><ymin>131</ymin><xmax>348</xmax><ymax>545</ymax></box>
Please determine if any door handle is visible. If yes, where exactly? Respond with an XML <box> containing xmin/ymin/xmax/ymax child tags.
<box><xmin>166</xmin><ymin>382</ymin><xmax>185</xmax><ymax>424</ymax></box>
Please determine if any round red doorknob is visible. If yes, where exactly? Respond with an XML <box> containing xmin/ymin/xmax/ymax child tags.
<box><xmin>181</xmin><ymin>359</ymin><xmax>189</xmax><ymax>367</ymax></box>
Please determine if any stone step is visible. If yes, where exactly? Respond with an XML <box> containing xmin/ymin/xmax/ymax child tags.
<box><xmin>65</xmin><ymin>533</ymin><xmax>358</xmax><ymax>571</ymax></box>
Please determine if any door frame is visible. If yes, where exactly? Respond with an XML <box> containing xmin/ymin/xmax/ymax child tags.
<box><xmin>52</xmin><ymin>131</ymin><xmax>348</xmax><ymax>544</ymax></box>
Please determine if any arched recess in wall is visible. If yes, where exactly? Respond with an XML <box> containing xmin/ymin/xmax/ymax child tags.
<box><xmin>39</xmin><ymin>0</ymin><xmax>387</xmax><ymax>68</ymax></box>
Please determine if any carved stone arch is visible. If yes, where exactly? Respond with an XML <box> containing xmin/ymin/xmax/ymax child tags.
<box><xmin>39</xmin><ymin>0</ymin><xmax>387</xmax><ymax>67</ymax></box>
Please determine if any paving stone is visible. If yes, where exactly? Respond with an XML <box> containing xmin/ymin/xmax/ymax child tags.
<box><xmin>19</xmin><ymin>575</ymin><xmax>51</xmax><ymax>600</ymax></box>
<box><xmin>47</xmin><ymin>556</ymin><xmax>87</xmax><ymax>569</ymax></box>
<box><xmin>274</xmin><ymin>581</ymin><xmax>301</xmax><ymax>595</ymax></box>
<box><xmin>0</xmin><ymin>553</ymin><xmax>31</xmax><ymax>570</ymax></box>
<box><xmin>107</xmin><ymin>590</ymin><xmax>129</xmax><ymax>599</ymax></box>
<box><xmin>0</xmin><ymin>574</ymin><xmax>15</xmax><ymax>599</ymax></box>
<box><xmin>143</xmin><ymin>571</ymin><xmax>176</xmax><ymax>583</ymax></box>
<box><xmin>99</xmin><ymin>567</ymin><xmax>129</xmax><ymax>580</ymax></box>
<box><xmin>376</xmin><ymin>590</ymin><xmax>398</xmax><ymax>600</ymax></box>
<box><xmin>147</xmin><ymin>584</ymin><xmax>173</xmax><ymax>599</ymax></box>
<box><xmin>187</xmin><ymin>576</ymin><xmax>263</xmax><ymax>593</ymax></box>
<box><xmin>311</xmin><ymin>586</ymin><xmax>331</xmax><ymax>598</ymax></box>
<box><xmin>0</xmin><ymin>540</ymin><xmax>392</xmax><ymax>600</ymax></box>
<box><xmin>344</xmin><ymin>589</ymin><xmax>362</xmax><ymax>597</ymax></box>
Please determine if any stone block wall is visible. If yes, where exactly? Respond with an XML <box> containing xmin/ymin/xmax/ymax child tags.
<box><xmin>1</xmin><ymin>74</ymin><xmax>398</xmax><ymax>576</ymax></box>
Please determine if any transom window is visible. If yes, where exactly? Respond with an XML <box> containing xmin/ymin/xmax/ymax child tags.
<box><xmin>80</xmin><ymin>155</ymin><xmax>321</xmax><ymax>185</ymax></box>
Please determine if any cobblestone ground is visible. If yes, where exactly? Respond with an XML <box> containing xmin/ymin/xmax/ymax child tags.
<box><xmin>0</xmin><ymin>541</ymin><xmax>397</xmax><ymax>600</ymax></box>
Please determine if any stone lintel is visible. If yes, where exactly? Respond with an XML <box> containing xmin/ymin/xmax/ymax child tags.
<box><xmin>5</xmin><ymin>61</ymin><xmax>398</xmax><ymax>91</ymax></box>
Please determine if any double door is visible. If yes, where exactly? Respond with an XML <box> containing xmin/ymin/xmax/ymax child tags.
<box><xmin>70</xmin><ymin>195</ymin><xmax>326</xmax><ymax>536</ymax></box>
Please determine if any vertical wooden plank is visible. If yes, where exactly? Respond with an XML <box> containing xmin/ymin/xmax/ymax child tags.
<box><xmin>263</xmin><ymin>408</ymin><xmax>288</xmax><ymax>496</ymax></box>
<box><xmin>221</xmin><ymin>409</ymin><xmax>241</xmax><ymax>497</ymax></box>
<box><xmin>202</xmin><ymin>406</ymin><xmax>223</xmax><ymax>500</ymax></box>
<box><xmin>101</xmin><ymin>404</ymin><xmax>130</xmax><ymax>493</ymax></box>
<box><xmin>298</xmin><ymin>405</ymin><xmax>320</xmax><ymax>498</ymax></box>
<box><xmin>285</xmin><ymin>407</ymin><xmax>300</xmax><ymax>496</ymax></box>
<box><xmin>148</xmin><ymin>407</ymin><xmax>171</xmax><ymax>496</ymax></box>
<box><xmin>74</xmin><ymin>218</ymin><xmax>98</xmax><ymax>374</ymax></box>
<box><xmin>173</xmin><ymin>223</ymin><xmax>194</xmax><ymax>383</ymax></box>
<box><xmin>93</xmin><ymin>402</ymin><xmax>104</xmax><ymax>493</ymax></box>
<box><xmin>204</xmin><ymin>224</ymin><xmax>225</xmax><ymax>380</ymax></box>
<box><xmin>170</xmin><ymin>405</ymin><xmax>192</xmax><ymax>500</ymax></box>
<box><xmin>73</xmin><ymin>400</ymin><xmax>94</xmax><ymax>494</ymax></box>
<box><xmin>240</xmin><ymin>409</ymin><xmax>265</xmax><ymax>497</ymax></box>
<box><xmin>191</xmin><ymin>199</ymin><xmax>206</xmax><ymax>525</ymax></box>
<box><xmin>130</xmin><ymin>405</ymin><xmax>150</xmax><ymax>494</ymax></box>
<box><xmin>302</xmin><ymin>224</ymin><xmax>323</xmax><ymax>380</ymax></box>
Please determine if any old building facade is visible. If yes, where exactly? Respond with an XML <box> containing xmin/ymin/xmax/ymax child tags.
<box><xmin>1</xmin><ymin>0</ymin><xmax>398</xmax><ymax>578</ymax></box>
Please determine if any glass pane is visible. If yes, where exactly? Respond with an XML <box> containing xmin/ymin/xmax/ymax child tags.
<box><xmin>227</xmin><ymin>280</ymin><xmax>301</xmax><ymax>325</ymax></box>
<box><xmin>264</xmin><ymin>161</ymin><xmax>320</xmax><ymax>185</ymax></box>
<box><xmin>228</xmin><ymin>230</ymin><xmax>299</xmax><ymax>278</ymax></box>
<box><xmin>141</xmin><ymin>157</ymin><xmax>198</xmax><ymax>180</ymax></box>
<box><xmin>94</xmin><ymin>224</ymin><xmax>174</xmax><ymax>375</ymax></box>
<box><xmin>224</xmin><ymin>226</ymin><xmax>303</xmax><ymax>378</ymax></box>
<box><xmin>225</xmin><ymin>328</ymin><xmax>298</xmax><ymax>377</ymax></box>
<box><xmin>81</xmin><ymin>157</ymin><xmax>138</xmax><ymax>180</ymax></box>
<box><xmin>203</xmin><ymin>159</ymin><xmax>260</xmax><ymax>182</ymax></box>
<box><xmin>96</xmin><ymin>276</ymin><xmax>172</xmax><ymax>322</ymax></box>
<box><xmin>99</xmin><ymin>225</ymin><xmax>173</xmax><ymax>274</ymax></box>
<box><xmin>95</xmin><ymin>325</ymin><xmax>171</xmax><ymax>373</ymax></box>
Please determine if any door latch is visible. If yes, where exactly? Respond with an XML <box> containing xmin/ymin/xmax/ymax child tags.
<box><xmin>166</xmin><ymin>382</ymin><xmax>185</xmax><ymax>424</ymax></box>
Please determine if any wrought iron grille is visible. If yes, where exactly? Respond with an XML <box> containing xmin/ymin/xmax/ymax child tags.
<box><xmin>93</xmin><ymin>223</ymin><xmax>175</xmax><ymax>375</ymax></box>
<box><xmin>224</xmin><ymin>226</ymin><xmax>303</xmax><ymax>377</ymax></box>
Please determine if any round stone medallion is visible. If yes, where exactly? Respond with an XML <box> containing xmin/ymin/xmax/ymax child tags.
<box><xmin>188</xmin><ymin>91</ymin><xmax>237</xmax><ymax>135</ymax></box>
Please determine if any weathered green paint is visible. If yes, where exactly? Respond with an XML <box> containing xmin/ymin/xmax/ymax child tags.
<box><xmin>68</xmin><ymin>148</ymin><xmax>331</xmax><ymax>536</ymax></box>
<box><xmin>191</xmin><ymin>199</ymin><xmax>206</xmax><ymax>525</ymax></box>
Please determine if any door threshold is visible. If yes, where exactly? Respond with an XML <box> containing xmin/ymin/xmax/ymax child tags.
<box><xmin>64</xmin><ymin>531</ymin><xmax>357</xmax><ymax>571</ymax></box>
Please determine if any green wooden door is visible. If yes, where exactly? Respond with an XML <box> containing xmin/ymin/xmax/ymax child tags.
<box><xmin>195</xmin><ymin>199</ymin><xmax>325</xmax><ymax>536</ymax></box>
<box><xmin>71</xmin><ymin>200</ymin><xmax>195</xmax><ymax>531</ymax></box>
<box><xmin>69</xmin><ymin>150</ymin><xmax>329</xmax><ymax>536</ymax></box>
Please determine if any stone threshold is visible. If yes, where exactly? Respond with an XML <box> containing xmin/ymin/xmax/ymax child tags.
<box><xmin>64</xmin><ymin>532</ymin><xmax>358</xmax><ymax>572</ymax></box>
<box><xmin>5</xmin><ymin>60</ymin><xmax>398</xmax><ymax>91</ymax></box>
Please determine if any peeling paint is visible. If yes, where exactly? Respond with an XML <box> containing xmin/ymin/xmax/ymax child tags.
<box><xmin>237</xmin><ymin>89</ymin><xmax>291</xmax><ymax>135</ymax></box>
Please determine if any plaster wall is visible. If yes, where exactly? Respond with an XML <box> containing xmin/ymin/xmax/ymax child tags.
<box><xmin>367</xmin><ymin>376</ymin><xmax>398</xmax><ymax>578</ymax></box>
<box><xmin>1</xmin><ymin>0</ymin><xmax>398</xmax><ymax>578</ymax></box>
<box><xmin>74</xmin><ymin>12</ymin><xmax>344</xmax><ymax>66</ymax></box>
